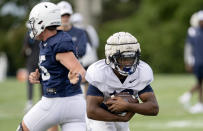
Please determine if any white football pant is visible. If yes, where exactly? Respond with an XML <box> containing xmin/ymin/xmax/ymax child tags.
<box><xmin>23</xmin><ymin>94</ymin><xmax>86</xmax><ymax>131</ymax></box>
<box><xmin>87</xmin><ymin>118</ymin><xmax>130</xmax><ymax>131</ymax></box>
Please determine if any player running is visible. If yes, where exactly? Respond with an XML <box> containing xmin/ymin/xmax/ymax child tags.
<box><xmin>16</xmin><ymin>2</ymin><xmax>86</xmax><ymax>131</ymax></box>
<box><xmin>85</xmin><ymin>32</ymin><xmax>159</xmax><ymax>131</ymax></box>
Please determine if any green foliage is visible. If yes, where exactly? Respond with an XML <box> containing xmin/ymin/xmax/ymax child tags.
<box><xmin>1</xmin><ymin>0</ymin><xmax>203</xmax><ymax>74</ymax></box>
<box><xmin>5</xmin><ymin>25</ymin><xmax>27</xmax><ymax>75</ymax></box>
<box><xmin>0</xmin><ymin>0</ymin><xmax>77</xmax><ymax>75</ymax></box>
<box><xmin>98</xmin><ymin>0</ymin><xmax>203</xmax><ymax>73</ymax></box>
<box><xmin>0</xmin><ymin>16</ymin><xmax>26</xmax><ymax>75</ymax></box>
<box><xmin>101</xmin><ymin>0</ymin><xmax>139</xmax><ymax>21</ymax></box>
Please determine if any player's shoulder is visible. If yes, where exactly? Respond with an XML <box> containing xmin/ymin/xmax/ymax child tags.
<box><xmin>137</xmin><ymin>60</ymin><xmax>153</xmax><ymax>82</ymax></box>
<box><xmin>48</xmin><ymin>30</ymin><xmax>72</xmax><ymax>46</ymax></box>
<box><xmin>126</xmin><ymin>60</ymin><xmax>153</xmax><ymax>91</ymax></box>
<box><xmin>137</xmin><ymin>60</ymin><xmax>153</xmax><ymax>73</ymax></box>
<box><xmin>87</xmin><ymin>59</ymin><xmax>108</xmax><ymax>76</ymax></box>
<box><xmin>55</xmin><ymin>30</ymin><xmax>72</xmax><ymax>43</ymax></box>
<box><xmin>72</xmin><ymin>26</ymin><xmax>86</xmax><ymax>35</ymax></box>
<box><xmin>86</xmin><ymin>59</ymin><xmax>109</xmax><ymax>83</ymax></box>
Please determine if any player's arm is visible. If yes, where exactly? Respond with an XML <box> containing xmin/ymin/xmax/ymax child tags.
<box><xmin>184</xmin><ymin>42</ymin><xmax>194</xmax><ymax>72</ymax></box>
<box><xmin>184</xmin><ymin>28</ymin><xmax>195</xmax><ymax>73</ymax></box>
<box><xmin>86</xmin><ymin>85</ymin><xmax>134</xmax><ymax>122</ymax></box>
<box><xmin>123</xmin><ymin>85</ymin><xmax>159</xmax><ymax>116</ymax></box>
<box><xmin>56</xmin><ymin>51</ymin><xmax>86</xmax><ymax>82</ymax></box>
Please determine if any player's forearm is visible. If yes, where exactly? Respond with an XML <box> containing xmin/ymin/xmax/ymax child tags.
<box><xmin>56</xmin><ymin>52</ymin><xmax>86</xmax><ymax>82</ymax></box>
<box><xmin>65</xmin><ymin>57</ymin><xmax>86</xmax><ymax>82</ymax></box>
<box><xmin>70</xmin><ymin>63</ymin><xmax>86</xmax><ymax>82</ymax></box>
<box><xmin>87</xmin><ymin>107</ymin><xmax>126</xmax><ymax>122</ymax></box>
<box><xmin>126</xmin><ymin>102</ymin><xmax>159</xmax><ymax>116</ymax></box>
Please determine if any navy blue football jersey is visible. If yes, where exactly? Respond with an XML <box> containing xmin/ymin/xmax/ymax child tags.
<box><xmin>39</xmin><ymin>31</ymin><xmax>82</xmax><ymax>98</ymax></box>
<box><xmin>66</xmin><ymin>26</ymin><xmax>88</xmax><ymax>58</ymax></box>
<box><xmin>187</xmin><ymin>27</ymin><xmax>203</xmax><ymax>65</ymax></box>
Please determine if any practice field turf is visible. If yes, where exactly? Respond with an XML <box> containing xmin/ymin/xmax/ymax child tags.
<box><xmin>0</xmin><ymin>74</ymin><xmax>203</xmax><ymax>131</ymax></box>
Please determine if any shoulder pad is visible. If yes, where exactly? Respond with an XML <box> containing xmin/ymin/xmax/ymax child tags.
<box><xmin>85</xmin><ymin>59</ymin><xmax>107</xmax><ymax>86</ymax></box>
<box><xmin>136</xmin><ymin>61</ymin><xmax>154</xmax><ymax>90</ymax></box>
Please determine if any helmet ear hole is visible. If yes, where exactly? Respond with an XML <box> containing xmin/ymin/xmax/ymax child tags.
<box><xmin>109</xmin><ymin>56</ymin><xmax>114</xmax><ymax>63</ymax></box>
<box><xmin>38</xmin><ymin>21</ymin><xmax>43</xmax><ymax>24</ymax></box>
<box><xmin>136</xmin><ymin>51</ymin><xmax>140</xmax><ymax>58</ymax></box>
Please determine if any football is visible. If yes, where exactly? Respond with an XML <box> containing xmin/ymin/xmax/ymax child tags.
<box><xmin>111</xmin><ymin>92</ymin><xmax>139</xmax><ymax>103</ymax></box>
<box><xmin>105</xmin><ymin>92</ymin><xmax>139</xmax><ymax>115</ymax></box>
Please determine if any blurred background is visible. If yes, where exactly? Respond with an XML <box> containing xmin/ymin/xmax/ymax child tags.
<box><xmin>0</xmin><ymin>0</ymin><xmax>203</xmax><ymax>130</ymax></box>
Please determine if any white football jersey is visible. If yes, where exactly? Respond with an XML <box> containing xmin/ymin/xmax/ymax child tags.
<box><xmin>85</xmin><ymin>59</ymin><xmax>153</xmax><ymax>99</ymax></box>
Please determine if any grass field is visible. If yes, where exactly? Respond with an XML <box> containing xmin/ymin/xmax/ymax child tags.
<box><xmin>0</xmin><ymin>74</ymin><xmax>203</xmax><ymax>131</ymax></box>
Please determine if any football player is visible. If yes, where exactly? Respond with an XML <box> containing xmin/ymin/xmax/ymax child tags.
<box><xmin>70</xmin><ymin>12</ymin><xmax>99</xmax><ymax>98</ymax></box>
<box><xmin>16</xmin><ymin>2</ymin><xmax>86</xmax><ymax>131</ymax></box>
<box><xmin>47</xmin><ymin>2</ymin><xmax>90</xmax><ymax>131</ymax></box>
<box><xmin>85</xmin><ymin>32</ymin><xmax>159</xmax><ymax>131</ymax></box>
<box><xmin>56</xmin><ymin>0</ymin><xmax>89</xmax><ymax>98</ymax></box>
<box><xmin>70</xmin><ymin>12</ymin><xmax>99</xmax><ymax>71</ymax></box>
<box><xmin>56</xmin><ymin>1</ymin><xmax>88</xmax><ymax>60</ymax></box>
<box><xmin>179</xmin><ymin>10</ymin><xmax>203</xmax><ymax>113</ymax></box>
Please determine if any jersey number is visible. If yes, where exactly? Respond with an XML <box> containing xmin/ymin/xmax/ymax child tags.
<box><xmin>39</xmin><ymin>55</ymin><xmax>50</xmax><ymax>81</ymax></box>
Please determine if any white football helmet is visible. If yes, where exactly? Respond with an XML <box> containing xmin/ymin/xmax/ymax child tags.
<box><xmin>28</xmin><ymin>2</ymin><xmax>61</xmax><ymax>39</ymax></box>
<box><xmin>105</xmin><ymin>32</ymin><xmax>141</xmax><ymax>76</ymax></box>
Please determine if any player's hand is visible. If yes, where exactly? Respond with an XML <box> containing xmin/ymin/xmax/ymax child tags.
<box><xmin>29</xmin><ymin>69</ymin><xmax>40</xmax><ymax>84</ymax></box>
<box><xmin>120</xmin><ymin>112</ymin><xmax>135</xmax><ymax>122</ymax></box>
<box><xmin>106</xmin><ymin>97</ymin><xmax>128</xmax><ymax>113</ymax></box>
<box><xmin>68</xmin><ymin>71</ymin><xmax>80</xmax><ymax>84</ymax></box>
<box><xmin>185</xmin><ymin>64</ymin><xmax>193</xmax><ymax>73</ymax></box>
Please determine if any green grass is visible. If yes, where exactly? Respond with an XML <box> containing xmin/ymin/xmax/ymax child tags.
<box><xmin>0</xmin><ymin>78</ymin><xmax>41</xmax><ymax>131</ymax></box>
<box><xmin>130</xmin><ymin>74</ymin><xmax>203</xmax><ymax>131</ymax></box>
<box><xmin>0</xmin><ymin>74</ymin><xmax>203</xmax><ymax>131</ymax></box>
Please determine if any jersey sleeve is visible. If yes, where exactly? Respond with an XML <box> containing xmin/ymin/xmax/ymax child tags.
<box><xmin>137</xmin><ymin>62</ymin><xmax>154</xmax><ymax>90</ymax></box>
<box><xmin>85</xmin><ymin>62</ymin><xmax>103</xmax><ymax>85</ymax></box>
<box><xmin>87</xmin><ymin>84</ymin><xmax>104</xmax><ymax>97</ymax></box>
<box><xmin>138</xmin><ymin>85</ymin><xmax>154</xmax><ymax>96</ymax></box>
<box><xmin>53</xmin><ymin>40</ymin><xmax>76</xmax><ymax>54</ymax></box>
<box><xmin>87</xmin><ymin>84</ymin><xmax>114</xmax><ymax>113</ymax></box>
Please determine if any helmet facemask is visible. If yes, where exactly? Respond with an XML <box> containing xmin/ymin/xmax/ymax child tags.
<box><xmin>110</xmin><ymin>51</ymin><xmax>140</xmax><ymax>76</ymax></box>
<box><xmin>29</xmin><ymin>17</ymin><xmax>44</xmax><ymax>39</ymax></box>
